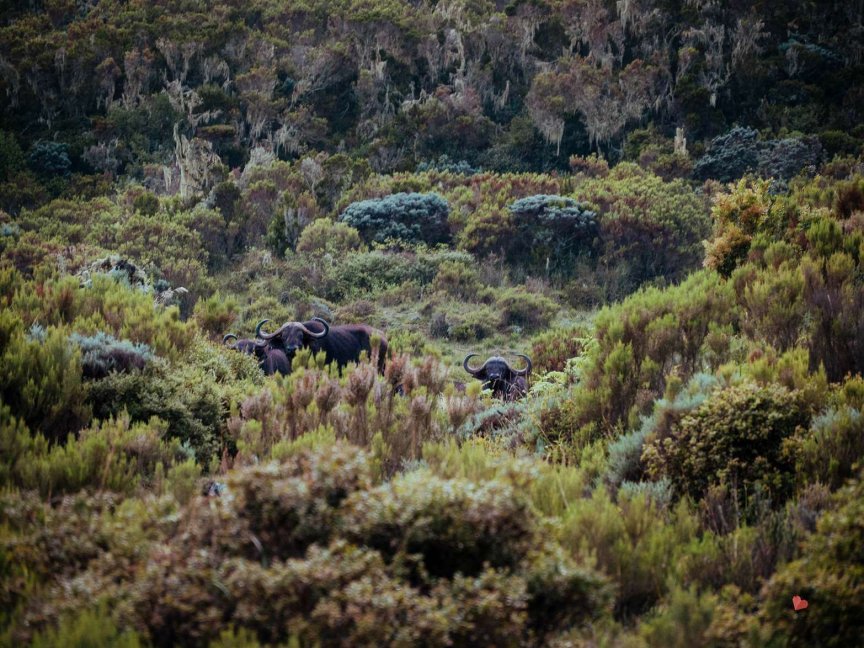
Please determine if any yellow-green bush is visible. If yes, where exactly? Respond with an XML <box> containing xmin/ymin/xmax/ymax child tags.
<box><xmin>759</xmin><ymin>472</ymin><xmax>864</xmax><ymax>646</ymax></box>
<box><xmin>0</xmin><ymin>313</ymin><xmax>89</xmax><ymax>441</ymax></box>
<box><xmin>643</xmin><ymin>382</ymin><xmax>810</xmax><ymax>504</ymax></box>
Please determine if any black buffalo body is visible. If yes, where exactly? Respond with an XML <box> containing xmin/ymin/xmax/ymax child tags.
<box><xmin>257</xmin><ymin>317</ymin><xmax>388</xmax><ymax>373</ymax></box>
<box><xmin>223</xmin><ymin>333</ymin><xmax>291</xmax><ymax>376</ymax></box>
<box><xmin>463</xmin><ymin>353</ymin><xmax>532</xmax><ymax>400</ymax></box>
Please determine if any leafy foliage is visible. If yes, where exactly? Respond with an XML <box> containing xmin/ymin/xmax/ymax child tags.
<box><xmin>339</xmin><ymin>193</ymin><xmax>451</xmax><ymax>246</ymax></box>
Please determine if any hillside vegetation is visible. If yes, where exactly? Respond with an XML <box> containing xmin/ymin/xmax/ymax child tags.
<box><xmin>2</xmin><ymin>1</ymin><xmax>864</xmax><ymax>646</ymax></box>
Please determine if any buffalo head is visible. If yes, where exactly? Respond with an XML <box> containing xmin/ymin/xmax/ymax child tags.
<box><xmin>222</xmin><ymin>333</ymin><xmax>263</xmax><ymax>356</ymax></box>
<box><xmin>223</xmin><ymin>329</ymin><xmax>291</xmax><ymax>376</ymax></box>
<box><xmin>463</xmin><ymin>353</ymin><xmax>532</xmax><ymax>400</ymax></box>
<box><xmin>255</xmin><ymin>317</ymin><xmax>329</xmax><ymax>354</ymax></box>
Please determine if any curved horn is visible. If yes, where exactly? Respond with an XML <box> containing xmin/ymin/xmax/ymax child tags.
<box><xmin>511</xmin><ymin>353</ymin><xmax>533</xmax><ymax>377</ymax></box>
<box><xmin>463</xmin><ymin>353</ymin><xmax>488</xmax><ymax>376</ymax></box>
<box><xmin>299</xmin><ymin>317</ymin><xmax>329</xmax><ymax>339</ymax></box>
<box><xmin>256</xmin><ymin>319</ymin><xmax>280</xmax><ymax>340</ymax></box>
<box><xmin>222</xmin><ymin>333</ymin><xmax>238</xmax><ymax>346</ymax></box>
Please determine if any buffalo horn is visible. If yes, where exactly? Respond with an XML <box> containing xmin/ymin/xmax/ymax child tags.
<box><xmin>222</xmin><ymin>333</ymin><xmax>238</xmax><ymax>346</ymax></box>
<box><xmin>299</xmin><ymin>317</ymin><xmax>329</xmax><ymax>339</ymax></box>
<box><xmin>463</xmin><ymin>353</ymin><xmax>488</xmax><ymax>376</ymax></box>
<box><xmin>511</xmin><ymin>354</ymin><xmax>533</xmax><ymax>376</ymax></box>
<box><xmin>256</xmin><ymin>319</ymin><xmax>280</xmax><ymax>340</ymax></box>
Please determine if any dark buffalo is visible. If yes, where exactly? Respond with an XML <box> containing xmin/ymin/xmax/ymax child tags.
<box><xmin>223</xmin><ymin>332</ymin><xmax>291</xmax><ymax>376</ymax></box>
<box><xmin>463</xmin><ymin>353</ymin><xmax>532</xmax><ymax>400</ymax></box>
<box><xmin>256</xmin><ymin>317</ymin><xmax>388</xmax><ymax>373</ymax></box>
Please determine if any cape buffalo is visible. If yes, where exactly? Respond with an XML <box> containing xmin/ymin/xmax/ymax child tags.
<box><xmin>463</xmin><ymin>353</ymin><xmax>532</xmax><ymax>401</ymax></box>
<box><xmin>256</xmin><ymin>317</ymin><xmax>387</xmax><ymax>374</ymax></box>
<box><xmin>223</xmin><ymin>333</ymin><xmax>291</xmax><ymax>376</ymax></box>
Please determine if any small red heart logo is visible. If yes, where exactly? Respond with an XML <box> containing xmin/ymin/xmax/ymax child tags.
<box><xmin>793</xmin><ymin>595</ymin><xmax>808</xmax><ymax>611</ymax></box>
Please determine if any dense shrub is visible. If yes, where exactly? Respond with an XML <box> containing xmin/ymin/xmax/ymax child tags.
<box><xmin>339</xmin><ymin>193</ymin><xmax>451</xmax><ymax>245</ymax></box>
<box><xmin>86</xmin><ymin>360</ymin><xmax>226</xmax><ymax>463</ymax></box>
<box><xmin>447</xmin><ymin>306</ymin><xmax>499</xmax><ymax>342</ymax></box>
<box><xmin>103</xmin><ymin>445</ymin><xmax>612</xmax><ymax>646</ymax></box>
<box><xmin>573</xmin><ymin>164</ymin><xmax>711</xmax><ymax>296</ymax></box>
<box><xmin>642</xmin><ymin>383</ymin><xmax>811</xmax><ymax>504</ymax></box>
<box><xmin>430</xmin><ymin>259</ymin><xmax>482</xmax><ymax>299</ymax></box>
<box><xmin>192</xmin><ymin>292</ymin><xmax>239</xmax><ymax>339</ymax></box>
<box><xmin>507</xmin><ymin>195</ymin><xmax>598</xmax><ymax>276</ymax></box>
<box><xmin>27</xmin><ymin>141</ymin><xmax>71</xmax><ymax>178</ymax></box>
<box><xmin>703</xmin><ymin>179</ymin><xmax>789</xmax><ymax>276</ymax></box>
<box><xmin>558</xmin><ymin>488</ymin><xmax>700</xmax><ymax>616</ymax></box>
<box><xmin>793</xmin><ymin>406</ymin><xmax>864</xmax><ymax>490</ymax></box>
<box><xmin>495</xmin><ymin>287</ymin><xmax>559</xmax><ymax>331</ymax></box>
<box><xmin>68</xmin><ymin>331</ymin><xmax>153</xmax><ymax>379</ymax></box>
<box><xmin>760</xmin><ymin>473</ymin><xmax>864</xmax><ymax>646</ymax></box>
<box><xmin>0</xmin><ymin>408</ymin><xmax>189</xmax><ymax>496</ymax></box>
<box><xmin>558</xmin><ymin>271</ymin><xmax>736</xmax><ymax>441</ymax></box>
<box><xmin>344</xmin><ymin>470</ymin><xmax>536</xmax><ymax>579</ymax></box>
<box><xmin>693</xmin><ymin>127</ymin><xmax>822</xmax><ymax>183</ymax></box>
<box><xmin>0</xmin><ymin>315</ymin><xmax>89</xmax><ymax>441</ymax></box>
<box><xmin>529</xmin><ymin>325</ymin><xmax>588</xmax><ymax>373</ymax></box>
<box><xmin>296</xmin><ymin>219</ymin><xmax>364</xmax><ymax>256</ymax></box>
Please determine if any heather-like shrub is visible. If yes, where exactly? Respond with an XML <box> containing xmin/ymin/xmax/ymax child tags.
<box><xmin>529</xmin><ymin>325</ymin><xmax>588</xmax><ymax>373</ymax></box>
<box><xmin>0</xmin><ymin>130</ymin><xmax>24</xmax><ymax>181</ymax></box>
<box><xmin>495</xmin><ymin>287</ymin><xmax>559</xmax><ymax>331</ymax></box>
<box><xmin>558</xmin><ymin>488</ymin><xmax>700</xmax><ymax>616</ymax></box>
<box><xmin>27</xmin><ymin>141</ymin><xmax>71</xmax><ymax>178</ymax></box>
<box><xmin>507</xmin><ymin>194</ymin><xmax>598</xmax><ymax>276</ymax></box>
<box><xmin>86</xmin><ymin>360</ymin><xmax>226</xmax><ymax>463</ymax></box>
<box><xmin>759</xmin><ymin>473</ymin><xmax>864</xmax><ymax>646</ymax></box>
<box><xmin>192</xmin><ymin>292</ymin><xmax>239</xmax><ymax>339</ymax></box>
<box><xmin>1</xmin><ymin>406</ymin><xmax>187</xmax><ymax>496</ymax></box>
<box><xmin>325</xmin><ymin>249</ymin><xmax>434</xmax><ymax>300</ymax></box>
<box><xmin>793</xmin><ymin>406</ymin><xmax>864</xmax><ymax>490</ymax></box>
<box><xmin>0</xmin><ymin>315</ymin><xmax>89</xmax><ymax>441</ymax></box>
<box><xmin>693</xmin><ymin>127</ymin><xmax>822</xmax><ymax>183</ymax></box>
<box><xmin>430</xmin><ymin>259</ymin><xmax>482</xmax><ymax>299</ymax></box>
<box><xmin>68</xmin><ymin>331</ymin><xmax>153</xmax><ymax>379</ymax></box>
<box><xmin>29</xmin><ymin>604</ymin><xmax>144</xmax><ymax>648</ymax></box>
<box><xmin>642</xmin><ymin>382</ymin><xmax>811</xmax><ymax>504</ymax></box>
<box><xmin>447</xmin><ymin>305</ymin><xmax>498</xmax><ymax>341</ymax></box>
<box><xmin>560</xmin><ymin>271</ymin><xmax>736</xmax><ymax>440</ymax></box>
<box><xmin>573</xmin><ymin>164</ymin><xmax>711</xmax><ymax>296</ymax></box>
<box><xmin>339</xmin><ymin>193</ymin><xmax>451</xmax><ymax>245</ymax></box>
<box><xmin>296</xmin><ymin>218</ymin><xmax>364</xmax><ymax>255</ymax></box>
<box><xmin>343</xmin><ymin>470</ymin><xmax>536</xmax><ymax>579</ymax></box>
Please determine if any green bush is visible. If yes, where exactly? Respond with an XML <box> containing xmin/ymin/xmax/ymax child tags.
<box><xmin>430</xmin><ymin>259</ymin><xmax>482</xmax><ymax>299</ymax></box>
<box><xmin>495</xmin><ymin>287</ymin><xmax>559</xmax><ymax>331</ymax></box>
<box><xmin>0</xmin><ymin>406</ymin><xmax>188</xmax><ymax>496</ymax></box>
<box><xmin>339</xmin><ymin>193</ymin><xmax>451</xmax><ymax>246</ymax></box>
<box><xmin>27</xmin><ymin>141</ymin><xmax>71</xmax><ymax>178</ymax></box>
<box><xmin>760</xmin><ymin>473</ymin><xmax>864</xmax><ymax>647</ymax></box>
<box><xmin>296</xmin><ymin>218</ymin><xmax>364</xmax><ymax>256</ymax></box>
<box><xmin>507</xmin><ymin>194</ymin><xmax>598</xmax><ymax>276</ymax></box>
<box><xmin>29</xmin><ymin>603</ymin><xmax>144</xmax><ymax>648</ymax></box>
<box><xmin>68</xmin><ymin>331</ymin><xmax>153</xmax><ymax>379</ymax></box>
<box><xmin>529</xmin><ymin>325</ymin><xmax>587</xmax><ymax>373</ymax></box>
<box><xmin>86</xmin><ymin>360</ymin><xmax>226</xmax><ymax>463</ymax></box>
<box><xmin>573</xmin><ymin>163</ymin><xmax>711</xmax><ymax>296</ymax></box>
<box><xmin>558</xmin><ymin>488</ymin><xmax>700</xmax><ymax>616</ymax></box>
<box><xmin>448</xmin><ymin>305</ymin><xmax>498</xmax><ymax>341</ymax></box>
<box><xmin>643</xmin><ymin>382</ymin><xmax>811</xmax><ymax>504</ymax></box>
<box><xmin>192</xmin><ymin>292</ymin><xmax>239</xmax><ymax>340</ymax></box>
<box><xmin>343</xmin><ymin>470</ymin><xmax>536</xmax><ymax>579</ymax></box>
<box><xmin>794</xmin><ymin>406</ymin><xmax>864</xmax><ymax>490</ymax></box>
<box><xmin>0</xmin><ymin>315</ymin><xmax>89</xmax><ymax>441</ymax></box>
<box><xmin>560</xmin><ymin>271</ymin><xmax>736</xmax><ymax>441</ymax></box>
